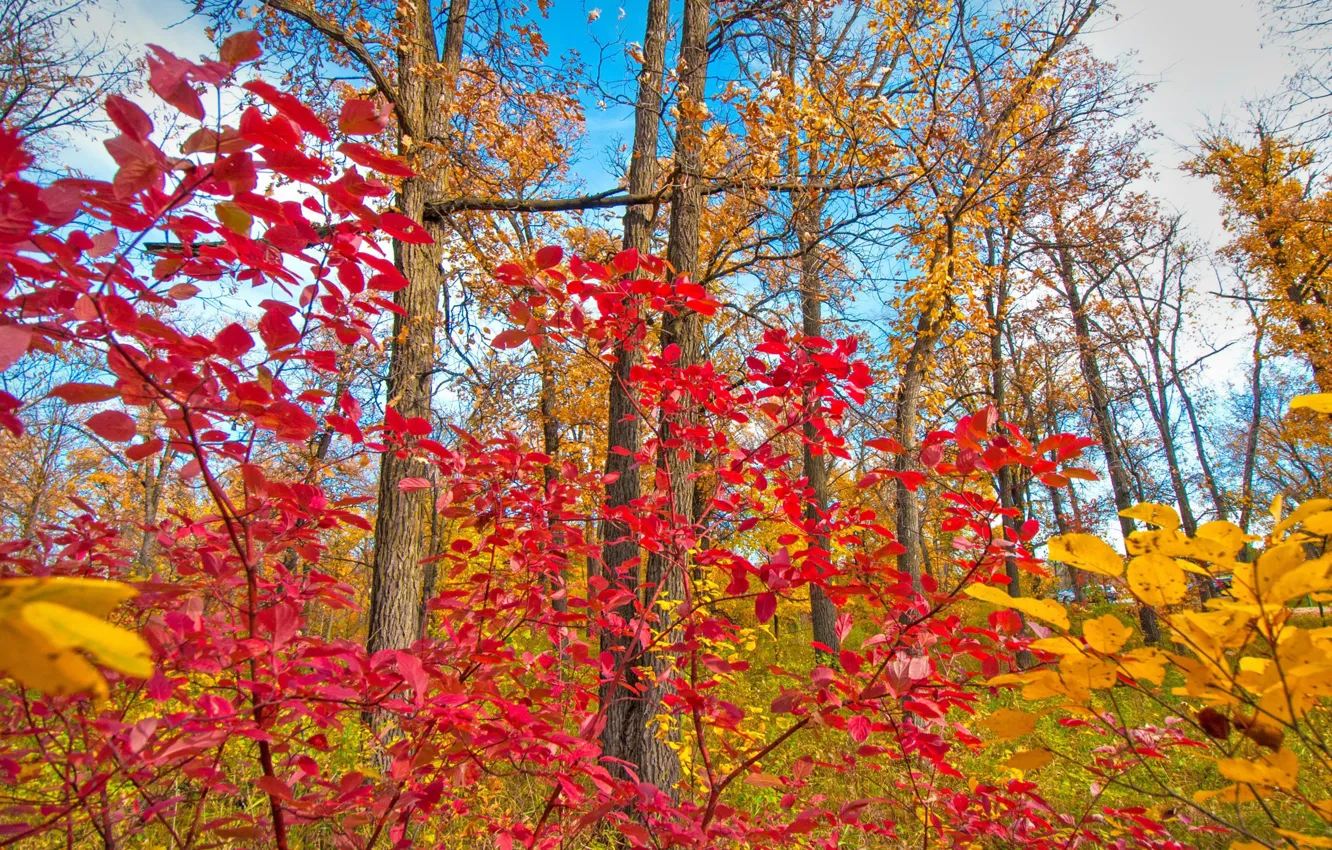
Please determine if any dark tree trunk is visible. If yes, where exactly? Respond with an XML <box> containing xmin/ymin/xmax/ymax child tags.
<box><xmin>797</xmin><ymin>197</ymin><xmax>839</xmax><ymax>658</ymax></box>
<box><xmin>598</xmin><ymin>0</ymin><xmax>669</xmax><ymax>788</ymax></box>
<box><xmin>638</xmin><ymin>0</ymin><xmax>712</xmax><ymax>797</ymax></box>
<box><xmin>367</xmin><ymin>0</ymin><xmax>470</xmax><ymax>655</ymax></box>
<box><xmin>1050</xmin><ymin>215</ymin><xmax>1160</xmax><ymax>643</ymax></box>
<box><xmin>1238</xmin><ymin>320</ymin><xmax>1266</xmax><ymax>534</ymax></box>
<box><xmin>137</xmin><ymin>448</ymin><xmax>171</xmax><ymax>573</ymax></box>
<box><xmin>985</xmin><ymin>225</ymin><xmax>1034</xmax><ymax>667</ymax></box>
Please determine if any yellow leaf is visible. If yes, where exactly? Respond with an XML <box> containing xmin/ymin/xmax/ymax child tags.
<box><xmin>1029</xmin><ymin>636</ymin><xmax>1086</xmax><ymax>656</ymax></box>
<box><xmin>1270</xmin><ymin>494</ymin><xmax>1285</xmax><ymax>526</ymax></box>
<box><xmin>1128</xmin><ymin>554</ymin><xmax>1188</xmax><ymax>606</ymax></box>
<box><xmin>1120</xmin><ymin>502</ymin><xmax>1180</xmax><ymax>530</ymax></box>
<box><xmin>1170</xmin><ymin>610</ymin><xmax>1254</xmax><ymax>655</ymax></box>
<box><xmin>1217</xmin><ymin>747</ymin><xmax>1298</xmax><ymax>790</ymax></box>
<box><xmin>1004</xmin><ymin>749</ymin><xmax>1053</xmax><ymax>771</ymax></box>
<box><xmin>1196</xmin><ymin>520</ymin><xmax>1257</xmax><ymax>556</ymax></box>
<box><xmin>1290</xmin><ymin>392</ymin><xmax>1332</xmax><ymax>414</ymax></box>
<box><xmin>0</xmin><ymin>578</ymin><xmax>151</xmax><ymax>699</ymax></box>
<box><xmin>1264</xmin><ymin>555</ymin><xmax>1332</xmax><ymax>606</ymax></box>
<box><xmin>1118</xmin><ymin>648</ymin><xmax>1168</xmax><ymax>684</ymax></box>
<box><xmin>977</xmin><ymin>708</ymin><xmax>1039</xmax><ymax>741</ymax></box>
<box><xmin>21</xmin><ymin>602</ymin><xmax>153</xmax><ymax>678</ymax></box>
<box><xmin>0</xmin><ymin>619</ymin><xmax>106</xmax><ymax>698</ymax></box>
<box><xmin>1128</xmin><ymin>529</ymin><xmax>1235</xmax><ymax>565</ymax></box>
<box><xmin>1174</xmin><ymin>557</ymin><xmax>1213</xmax><ymax>577</ymax></box>
<box><xmin>1047</xmin><ymin>533</ymin><xmax>1123</xmax><ymax>577</ymax></box>
<box><xmin>1274</xmin><ymin>498</ymin><xmax>1332</xmax><ymax>538</ymax></box>
<box><xmin>214</xmin><ymin>201</ymin><xmax>253</xmax><ymax>237</ymax></box>
<box><xmin>1237</xmin><ymin>542</ymin><xmax>1309</xmax><ymax>604</ymax></box>
<box><xmin>1084</xmin><ymin>615</ymin><xmax>1132</xmax><ymax>654</ymax></box>
<box><xmin>964</xmin><ymin>584</ymin><xmax>1070</xmax><ymax>630</ymax></box>
<box><xmin>1059</xmin><ymin>653</ymin><xmax>1117</xmax><ymax>692</ymax></box>
<box><xmin>985</xmin><ymin>669</ymin><xmax>1066</xmax><ymax>701</ymax></box>
<box><xmin>1275</xmin><ymin>830</ymin><xmax>1332</xmax><ymax>849</ymax></box>
<box><xmin>1301</xmin><ymin>511</ymin><xmax>1332</xmax><ymax>536</ymax></box>
<box><xmin>0</xmin><ymin>577</ymin><xmax>139</xmax><ymax>618</ymax></box>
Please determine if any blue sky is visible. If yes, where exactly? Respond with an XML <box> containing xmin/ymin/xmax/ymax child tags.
<box><xmin>76</xmin><ymin>0</ymin><xmax>1300</xmax><ymax>377</ymax></box>
<box><xmin>79</xmin><ymin>0</ymin><xmax>1299</xmax><ymax>244</ymax></box>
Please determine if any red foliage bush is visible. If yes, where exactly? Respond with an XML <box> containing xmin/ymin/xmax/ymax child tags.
<box><xmin>0</xmin><ymin>36</ymin><xmax>1179</xmax><ymax>850</ymax></box>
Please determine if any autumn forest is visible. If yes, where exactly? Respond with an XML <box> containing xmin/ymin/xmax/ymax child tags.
<box><xmin>0</xmin><ymin>0</ymin><xmax>1331</xmax><ymax>847</ymax></box>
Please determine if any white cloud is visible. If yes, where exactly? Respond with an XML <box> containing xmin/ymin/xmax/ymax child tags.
<box><xmin>1084</xmin><ymin>0</ymin><xmax>1297</xmax><ymax>244</ymax></box>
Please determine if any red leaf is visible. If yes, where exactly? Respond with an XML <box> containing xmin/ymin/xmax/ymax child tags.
<box><xmin>534</xmin><ymin>245</ymin><xmax>563</xmax><ymax>269</ymax></box>
<box><xmin>252</xmin><ymin>776</ymin><xmax>294</xmax><ymax>803</ymax></box>
<box><xmin>395</xmin><ymin>650</ymin><xmax>428</xmax><ymax>700</ymax></box>
<box><xmin>125</xmin><ymin>438</ymin><xmax>164</xmax><ymax>461</ymax></box>
<box><xmin>839</xmin><ymin>798</ymin><xmax>873</xmax><ymax>824</ymax></box>
<box><xmin>338</xmin><ymin>98</ymin><xmax>390</xmax><ymax>136</ymax></box>
<box><xmin>338</xmin><ymin>142</ymin><xmax>415</xmax><ymax>177</ymax></box>
<box><xmin>1019</xmin><ymin>518</ymin><xmax>1039</xmax><ymax>541</ymax></box>
<box><xmin>368</xmin><ymin>272</ymin><xmax>409</xmax><ymax>293</ymax></box>
<box><xmin>86</xmin><ymin>410</ymin><xmax>136</xmax><ymax>442</ymax></box>
<box><xmin>0</xmin><ymin>325</ymin><xmax>31</xmax><ymax>371</ymax></box>
<box><xmin>258</xmin><ymin>308</ymin><xmax>300</xmax><ymax>351</ymax></box>
<box><xmin>89</xmin><ymin>231</ymin><xmax>118</xmax><ymax>258</ymax></box>
<box><xmin>379</xmin><ymin>212</ymin><xmax>433</xmax><ymax>244</ymax></box>
<box><xmin>755</xmin><ymin>592</ymin><xmax>776</xmax><ymax>624</ymax></box>
<box><xmin>848</xmin><ymin>715</ymin><xmax>871</xmax><ymax>743</ymax></box>
<box><xmin>48</xmin><ymin>383</ymin><xmax>119</xmax><ymax>405</ymax></box>
<box><xmin>214</xmin><ymin>323</ymin><xmax>254</xmax><ymax>360</ymax></box>
<box><xmin>920</xmin><ymin>443</ymin><xmax>944</xmax><ymax>468</ymax></box>
<box><xmin>220</xmin><ymin>31</ymin><xmax>263</xmax><ymax>65</ymax></box>
<box><xmin>105</xmin><ymin>96</ymin><xmax>153</xmax><ymax>143</ymax></box>
<box><xmin>613</xmin><ymin>248</ymin><xmax>640</xmax><ymax>272</ymax></box>
<box><xmin>243</xmin><ymin>80</ymin><xmax>332</xmax><ymax>142</ymax></box>
<box><xmin>147</xmin><ymin>52</ymin><xmax>204</xmax><ymax>120</ymax></box>
<box><xmin>397</xmin><ymin>477</ymin><xmax>432</xmax><ymax>492</ymax></box>
<box><xmin>490</xmin><ymin>329</ymin><xmax>529</xmax><ymax>350</ymax></box>
<box><xmin>1062</xmin><ymin>467</ymin><xmax>1100</xmax><ymax>481</ymax></box>
<box><xmin>867</xmin><ymin>437</ymin><xmax>905</xmax><ymax>453</ymax></box>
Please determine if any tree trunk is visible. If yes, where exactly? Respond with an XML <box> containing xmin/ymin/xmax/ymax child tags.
<box><xmin>783</xmin><ymin>1</ymin><xmax>840</xmax><ymax>660</ymax></box>
<box><xmin>985</xmin><ymin>226</ymin><xmax>1033</xmax><ymax>667</ymax></box>
<box><xmin>368</xmin><ymin>0</ymin><xmax>469</xmax><ymax>654</ymax></box>
<box><xmin>797</xmin><ymin>198</ymin><xmax>839</xmax><ymax>658</ymax></box>
<box><xmin>1050</xmin><ymin>218</ymin><xmax>1160</xmax><ymax>643</ymax></box>
<box><xmin>598</xmin><ymin>0</ymin><xmax>669</xmax><ymax>788</ymax></box>
<box><xmin>639</xmin><ymin>0</ymin><xmax>712</xmax><ymax>798</ymax></box>
<box><xmin>541</xmin><ymin>350</ymin><xmax>568</xmax><ymax>617</ymax></box>
<box><xmin>1238</xmin><ymin>320</ymin><xmax>1266</xmax><ymax>533</ymax></box>
<box><xmin>137</xmin><ymin>448</ymin><xmax>171</xmax><ymax>573</ymax></box>
<box><xmin>893</xmin><ymin>233</ymin><xmax>953</xmax><ymax>595</ymax></box>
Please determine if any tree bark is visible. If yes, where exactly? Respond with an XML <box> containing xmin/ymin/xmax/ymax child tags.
<box><xmin>137</xmin><ymin>448</ymin><xmax>171</xmax><ymax>573</ymax></box>
<box><xmin>893</xmin><ymin>234</ymin><xmax>952</xmax><ymax>594</ymax></box>
<box><xmin>985</xmin><ymin>225</ymin><xmax>1034</xmax><ymax>667</ymax></box>
<box><xmin>1050</xmin><ymin>213</ymin><xmax>1160</xmax><ymax>643</ymax></box>
<box><xmin>639</xmin><ymin>0</ymin><xmax>712</xmax><ymax>798</ymax></box>
<box><xmin>368</xmin><ymin>0</ymin><xmax>469</xmax><ymax>654</ymax></box>
<box><xmin>1238</xmin><ymin>318</ymin><xmax>1266</xmax><ymax>533</ymax></box>
<box><xmin>598</xmin><ymin>0</ymin><xmax>669</xmax><ymax>788</ymax></box>
<box><xmin>797</xmin><ymin>195</ymin><xmax>840</xmax><ymax>658</ymax></box>
<box><xmin>782</xmin><ymin>2</ymin><xmax>840</xmax><ymax>660</ymax></box>
<box><xmin>541</xmin><ymin>350</ymin><xmax>568</xmax><ymax>617</ymax></box>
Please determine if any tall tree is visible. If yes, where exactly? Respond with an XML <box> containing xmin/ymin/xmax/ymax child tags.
<box><xmin>598</xmin><ymin>0</ymin><xmax>670</xmax><ymax>789</ymax></box>
<box><xmin>366</xmin><ymin>0</ymin><xmax>470</xmax><ymax>654</ymax></box>
<box><xmin>1192</xmin><ymin>122</ymin><xmax>1332</xmax><ymax>392</ymax></box>
<box><xmin>889</xmin><ymin>0</ymin><xmax>1100</xmax><ymax>589</ymax></box>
